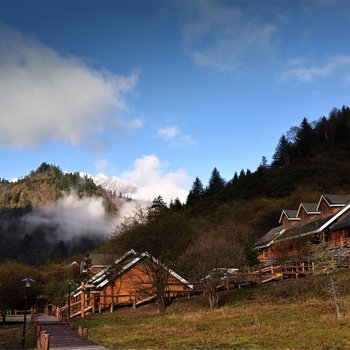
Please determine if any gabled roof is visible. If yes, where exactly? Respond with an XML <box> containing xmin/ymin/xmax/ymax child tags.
<box><xmin>253</xmin><ymin>225</ymin><xmax>284</xmax><ymax>249</ymax></box>
<box><xmin>72</xmin><ymin>249</ymin><xmax>193</xmax><ymax>297</ymax></box>
<box><xmin>296</xmin><ymin>203</ymin><xmax>320</xmax><ymax>217</ymax></box>
<box><xmin>330</xmin><ymin>212</ymin><xmax>350</xmax><ymax>231</ymax></box>
<box><xmin>316</xmin><ymin>194</ymin><xmax>350</xmax><ymax>211</ymax></box>
<box><xmin>275</xmin><ymin>216</ymin><xmax>330</xmax><ymax>241</ymax></box>
<box><xmin>277</xmin><ymin>200</ymin><xmax>350</xmax><ymax>242</ymax></box>
<box><xmin>279</xmin><ymin>210</ymin><xmax>300</xmax><ymax>224</ymax></box>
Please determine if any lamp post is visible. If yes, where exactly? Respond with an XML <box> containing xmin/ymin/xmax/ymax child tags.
<box><xmin>21</xmin><ymin>277</ymin><xmax>34</xmax><ymax>349</ymax></box>
<box><xmin>67</xmin><ymin>279</ymin><xmax>72</xmax><ymax>321</ymax></box>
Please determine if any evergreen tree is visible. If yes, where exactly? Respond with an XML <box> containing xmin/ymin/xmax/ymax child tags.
<box><xmin>260</xmin><ymin>156</ymin><xmax>268</xmax><ymax>168</ymax></box>
<box><xmin>295</xmin><ymin>117</ymin><xmax>314</xmax><ymax>157</ymax></box>
<box><xmin>169</xmin><ymin>197</ymin><xmax>183</xmax><ymax>212</ymax></box>
<box><xmin>272</xmin><ymin>134</ymin><xmax>291</xmax><ymax>166</ymax></box>
<box><xmin>206</xmin><ymin>167</ymin><xmax>225</xmax><ymax>195</ymax></box>
<box><xmin>186</xmin><ymin>177</ymin><xmax>205</xmax><ymax>206</ymax></box>
<box><xmin>148</xmin><ymin>196</ymin><xmax>168</xmax><ymax>217</ymax></box>
<box><xmin>239</xmin><ymin>169</ymin><xmax>246</xmax><ymax>179</ymax></box>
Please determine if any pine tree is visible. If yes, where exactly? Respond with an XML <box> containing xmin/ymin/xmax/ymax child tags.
<box><xmin>239</xmin><ymin>169</ymin><xmax>246</xmax><ymax>179</ymax></box>
<box><xmin>186</xmin><ymin>177</ymin><xmax>205</xmax><ymax>206</ymax></box>
<box><xmin>148</xmin><ymin>196</ymin><xmax>168</xmax><ymax>217</ymax></box>
<box><xmin>295</xmin><ymin>117</ymin><xmax>314</xmax><ymax>157</ymax></box>
<box><xmin>272</xmin><ymin>134</ymin><xmax>291</xmax><ymax>166</ymax></box>
<box><xmin>206</xmin><ymin>167</ymin><xmax>225</xmax><ymax>195</ymax></box>
<box><xmin>169</xmin><ymin>197</ymin><xmax>183</xmax><ymax>211</ymax></box>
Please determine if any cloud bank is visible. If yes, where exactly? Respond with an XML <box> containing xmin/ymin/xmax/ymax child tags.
<box><xmin>121</xmin><ymin>155</ymin><xmax>190</xmax><ymax>203</ymax></box>
<box><xmin>22</xmin><ymin>192</ymin><xmax>115</xmax><ymax>240</ymax></box>
<box><xmin>0</xmin><ymin>26</ymin><xmax>141</xmax><ymax>149</ymax></box>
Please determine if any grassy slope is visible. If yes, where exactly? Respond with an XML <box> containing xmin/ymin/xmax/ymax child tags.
<box><xmin>73</xmin><ymin>271</ymin><xmax>350</xmax><ymax>350</ymax></box>
<box><xmin>0</xmin><ymin>324</ymin><xmax>36</xmax><ymax>349</ymax></box>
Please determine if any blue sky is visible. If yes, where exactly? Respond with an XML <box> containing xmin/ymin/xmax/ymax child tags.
<box><xmin>1</xmin><ymin>1</ymin><xmax>350</xmax><ymax>200</ymax></box>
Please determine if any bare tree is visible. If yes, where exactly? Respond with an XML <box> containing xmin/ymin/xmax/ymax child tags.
<box><xmin>180</xmin><ymin>222</ymin><xmax>249</xmax><ymax>309</ymax></box>
<box><xmin>313</xmin><ymin>244</ymin><xmax>342</xmax><ymax>318</ymax></box>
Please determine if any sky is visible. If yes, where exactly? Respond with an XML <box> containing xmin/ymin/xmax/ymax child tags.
<box><xmin>1</xmin><ymin>0</ymin><xmax>350</xmax><ymax>202</ymax></box>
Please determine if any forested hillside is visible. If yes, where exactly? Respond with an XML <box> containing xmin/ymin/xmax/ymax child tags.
<box><xmin>0</xmin><ymin>163</ymin><xmax>119</xmax><ymax>265</ymax></box>
<box><xmin>107</xmin><ymin>105</ymin><xmax>350</xmax><ymax>282</ymax></box>
<box><xmin>183</xmin><ymin>106</ymin><xmax>350</xmax><ymax>225</ymax></box>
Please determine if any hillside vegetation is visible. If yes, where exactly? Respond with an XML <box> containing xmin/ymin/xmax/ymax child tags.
<box><xmin>0</xmin><ymin>162</ymin><xmax>117</xmax><ymax>210</ymax></box>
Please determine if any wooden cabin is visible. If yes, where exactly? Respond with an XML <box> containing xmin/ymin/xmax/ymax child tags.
<box><xmin>254</xmin><ymin>194</ymin><xmax>350</xmax><ymax>263</ymax></box>
<box><xmin>279</xmin><ymin>210</ymin><xmax>300</xmax><ymax>229</ymax></box>
<box><xmin>69</xmin><ymin>250</ymin><xmax>192</xmax><ymax>317</ymax></box>
<box><xmin>296</xmin><ymin>203</ymin><xmax>320</xmax><ymax>224</ymax></box>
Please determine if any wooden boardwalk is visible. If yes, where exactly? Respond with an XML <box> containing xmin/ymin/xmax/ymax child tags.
<box><xmin>37</xmin><ymin>314</ymin><xmax>107</xmax><ymax>350</ymax></box>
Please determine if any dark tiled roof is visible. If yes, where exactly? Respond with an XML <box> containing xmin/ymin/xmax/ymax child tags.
<box><xmin>253</xmin><ymin>225</ymin><xmax>284</xmax><ymax>248</ymax></box>
<box><xmin>323</xmin><ymin>194</ymin><xmax>350</xmax><ymax>206</ymax></box>
<box><xmin>284</xmin><ymin>210</ymin><xmax>298</xmax><ymax>219</ymax></box>
<box><xmin>300</xmin><ymin>203</ymin><xmax>319</xmax><ymax>213</ymax></box>
<box><xmin>276</xmin><ymin>216</ymin><xmax>332</xmax><ymax>241</ymax></box>
<box><xmin>330</xmin><ymin>212</ymin><xmax>350</xmax><ymax>231</ymax></box>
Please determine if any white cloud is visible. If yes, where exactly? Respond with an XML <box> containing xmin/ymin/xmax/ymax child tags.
<box><xmin>23</xmin><ymin>192</ymin><xmax>115</xmax><ymax>239</ymax></box>
<box><xmin>181</xmin><ymin>1</ymin><xmax>277</xmax><ymax>71</ymax></box>
<box><xmin>158</xmin><ymin>126</ymin><xmax>179</xmax><ymax>139</ymax></box>
<box><xmin>0</xmin><ymin>26</ymin><xmax>141</xmax><ymax>149</ymax></box>
<box><xmin>157</xmin><ymin>125</ymin><xmax>198</xmax><ymax>148</ymax></box>
<box><xmin>121</xmin><ymin>155</ymin><xmax>190</xmax><ymax>203</ymax></box>
<box><xmin>280</xmin><ymin>55</ymin><xmax>350</xmax><ymax>83</ymax></box>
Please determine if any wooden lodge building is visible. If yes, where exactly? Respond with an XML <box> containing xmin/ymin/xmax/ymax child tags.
<box><xmin>254</xmin><ymin>194</ymin><xmax>350</xmax><ymax>263</ymax></box>
<box><xmin>68</xmin><ymin>250</ymin><xmax>193</xmax><ymax>318</ymax></box>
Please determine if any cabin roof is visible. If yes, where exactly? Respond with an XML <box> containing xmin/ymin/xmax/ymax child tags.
<box><xmin>296</xmin><ymin>203</ymin><xmax>320</xmax><ymax>217</ymax></box>
<box><xmin>316</xmin><ymin>194</ymin><xmax>350</xmax><ymax>211</ymax></box>
<box><xmin>276</xmin><ymin>216</ymin><xmax>331</xmax><ymax>241</ymax></box>
<box><xmin>253</xmin><ymin>225</ymin><xmax>284</xmax><ymax>249</ymax></box>
<box><xmin>279</xmin><ymin>210</ymin><xmax>300</xmax><ymax>224</ymax></box>
<box><xmin>330</xmin><ymin>212</ymin><xmax>350</xmax><ymax>231</ymax></box>
<box><xmin>72</xmin><ymin>249</ymin><xmax>193</xmax><ymax>297</ymax></box>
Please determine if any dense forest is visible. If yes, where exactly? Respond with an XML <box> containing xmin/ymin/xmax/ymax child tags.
<box><xmin>1</xmin><ymin>105</ymin><xmax>350</xmax><ymax>309</ymax></box>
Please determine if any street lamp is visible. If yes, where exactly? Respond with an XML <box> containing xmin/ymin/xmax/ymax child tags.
<box><xmin>21</xmin><ymin>277</ymin><xmax>35</xmax><ymax>349</ymax></box>
<box><xmin>67</xmin><ymin>279</ymin><xmax>73</xmax><ymax>321</ymax></box>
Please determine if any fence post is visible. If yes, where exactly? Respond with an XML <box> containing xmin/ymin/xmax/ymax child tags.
<box><xmin>133</xmin><ymin>292</ymin><xmax>137</xmax><ymax>309</ymax></box>
<box><xmin>83</xmin><ymin>328</ymin><xmax>89</xmax><ymax>338</ymax></box>
<box><xmin>81</xmin><ymin>282</ymin><xmax>85</xmax><ymax>318</ymax></box>
<box><xmin>44</xmin><ymin>333</ymin><xmax>50</xmax><ymax>350</ymax></box>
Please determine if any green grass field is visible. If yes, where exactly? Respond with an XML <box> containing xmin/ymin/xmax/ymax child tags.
<box><xmin>73</xmin><ymin>271</ymin><xmax>350</xmax><ymax>349</ymax></box>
